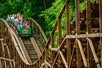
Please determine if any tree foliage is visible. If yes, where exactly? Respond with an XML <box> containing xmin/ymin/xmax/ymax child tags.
<box><xmin>0</xmin><ymin>0</ymin><xmax>86</xmax><ymax>37</ymax></box>
<box><xmin>0</xmin><ymin>0</ymin><xmax>54</xmax><ymax>26</ymax></box>
<box><xmin>40</xmin><ymin>0</ymin><xmax>86</xmax><ymax>37</ymax></box>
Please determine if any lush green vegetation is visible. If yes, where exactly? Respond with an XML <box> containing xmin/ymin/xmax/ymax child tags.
<box><xmin>0</xmin><ymin>0</ymin><xmax>85</xmax><ymax>37</ymax></box>
<box><xmin>41</xmin><ymin>0</ymin><xmax>86</xmax><ymax>37</ymax></box>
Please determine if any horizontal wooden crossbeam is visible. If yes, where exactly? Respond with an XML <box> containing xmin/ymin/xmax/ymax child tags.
<box><xmin>66</xmin><ymin>33</ymin><xmax>102</xmax><ymax>39</ymax></box>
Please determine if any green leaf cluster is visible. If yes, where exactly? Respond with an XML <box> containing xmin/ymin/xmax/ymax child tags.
<box><xmin>40</xmin><ymin>0</ymin><xmax>86</xmax><ymax>37</ymax></box>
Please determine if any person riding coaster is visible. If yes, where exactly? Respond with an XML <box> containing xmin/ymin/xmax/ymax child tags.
<box><xmin>6</xmin><ymin>13</ymin><xmax>32</xmax><ymax>36</ymax></box>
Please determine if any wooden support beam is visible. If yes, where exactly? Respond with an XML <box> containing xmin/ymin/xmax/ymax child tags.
<box><xmin>66</xmin><ymin>0</ymin><xmax>70</xmax><ymax>34</ymax></box>
<box><xmin>0</xmin><ymin>57</ymin><xmax>15</xmax><ymax>68</ymax></box>
<box><xmin>58</xmin><ymin>17</ymin><xmax>62</xmax><ymax>45</ymax></box>
<box><xmin>40</xmin><ymin>62</ymin><xmax>45</xmax><ymax>68</ymax></box>
<box><xmin>0</xmin><ymin>60</ymin><xmax>2</xmax><ymax>68</ymax></box>
<box><xmin>86</xmin><ymin>0</ymin><xmax>91</xmax><ymax>33</ymax></box>
<box><xmin>86</xmin><ymin>0</ymin><xmax>91</xmax><ymax>67</ymax></box>
<box><xmin>76</xmin><ymin>39</ymin><xmax>88</xmax><ymax>67</ymax></box>
<box><xmin>5</xmin><ymin>44</ymin><xmax>13</xmax><ymax>68</ymax></box>
<box><xmin>1</xmin><ymin>40</ymin><xmax>7</xmax><ymax>68</ymax></box>
<box><xmin>99</xmin><ymin>0</ymin><xmax>102</xmax><ymax>67</ymax></box>
<box><xmin>69</xmin><ymin>43</ymin><xmax>76</xmax><ymax>68</ymax></box>
<box><xmin>66</xmin><ymin>0</ymin><xmax>71</xmax><ymax>67</ymax></box>
<box><xmin>51</xmin><ymin>52</ymin><xmax>59</xmax><ymax>68</ymax></box>
<box><xmin>49</xmin><ymin>45</ymin><xmax>58</xmax><ymax>51</ymax></box>
<box><xmin>44</xmin><ymin>60</ymin><xmax>51</xmax><ymax>67</ymax></box>
<box><xmin>66</xmin><ymin>33</ymin><xmax>102</xmax><ymax>39</ymax></box>
<box><xmin>58</xmin><ymin>17</ymin><xmax>62</xmax><ymax>68</ymax></box>
<box><xmin>75</xmin><ymin>0</ymin><xmax>81</xmax><ymax>67</ymax></box>
<box><xmin>59</xmin><ymin>51</ymin><xmax>68</xmax><ymax>68</ymax></box>
<box><xmin>87</xmin><ymin>38</ymin><xmax>101</xmax><ymax>68</ymax></box>
<box><xmin>75</xmin><ymin>0</ymin><xmax>80</xmax><ymax>34</ymax></box>
<box><xmin>51</xmin><ymin>31</ymin><xmax>55</xmax><ymax>63</ymax></box>
<box><xmin>0</xmin><ymin>57</ymin><xmax>14</xmax><ymax>62</ymax></box>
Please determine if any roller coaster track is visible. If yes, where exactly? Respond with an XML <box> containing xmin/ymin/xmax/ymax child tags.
<box><xmin>0</xmin><ymin>0</ymin><xmax>102</xmax><ymax>68</ymax></box>
<box><xmin>0</xmin><ymin>18</ymin><xmax>47</xmax><ymax>68</ymax></box>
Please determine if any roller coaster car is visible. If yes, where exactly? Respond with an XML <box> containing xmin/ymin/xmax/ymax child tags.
<box><xmin>18</xmin><ymin>26</ymin><xmax>32</xmax><ymax>36</ymax></box>
<box><xmin>7</xmin><ymin>19</ymin><xmax>32</xmax><ymax>37</ymax></box>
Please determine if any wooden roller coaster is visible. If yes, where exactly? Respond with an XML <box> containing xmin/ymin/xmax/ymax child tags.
<box><xmin>0</xmin><ymin>0</ymin><xmax>102</xmax><ymax>68</ymax></box>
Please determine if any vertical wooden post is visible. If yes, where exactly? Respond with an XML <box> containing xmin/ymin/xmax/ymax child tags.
<box><xmin>86</xmin><ymin>0</ymin><xmax>91</xmax><ymax>33</ymax></box>
<box><xmin>0</xmin><ymin>59</ymin><xmax>2</xmax><ymax>68</ymax></box>
<box><xmin>86</xmin><ymin>0</ymin><xmax>91</xmax><ymax>68</ymax></box>
<box><xmin>51</xmin><ymin>33</ymin><xmax>54</xmax><ymax>64</ymax></box>
<box><xmin>99</xmin><ymin>0</ymin><xmax>102</xmax><ymax>67</ymax></box>
<box><xmin>75</xmin><ymin>0</ymin><xmax>80</xmax><ymax>34</ymax></box>
<box><xmin>1</xmin><ymin>40</ymin><xmax>7</xmax><ymax>68</ymax></box>
<box><xmin>13</xmin><ymin>59</ymin><xmax>15</xmax><ymax>68</ymax></box>
<box><xmin>75</xmin><ymin>0</ymin><xmax>81</xmax><ymax>68</ymax></box>
<box><xmin>58</xmin><ymin>17</ymin><xmax>62</xmax><ymax>46</ymax></box>
<box><xmin>66</xmin><ymin>0</ymin><xmax>71</xmax><ymax>67</ymax></box>
<box><xmin>58</xmin><ymin>17</ymin><xmax>62</xmax><ymax>68</ymax></box>
<box><xmin>6</xmin><ymin>45</ymin><xmax>13</xmax><ymax>68</ymax></box>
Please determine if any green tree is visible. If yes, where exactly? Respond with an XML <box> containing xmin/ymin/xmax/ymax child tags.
<box><xmin>40</xmin><ymin>0</ymin><xmax>86</xmax><ymax>37</ymax></box>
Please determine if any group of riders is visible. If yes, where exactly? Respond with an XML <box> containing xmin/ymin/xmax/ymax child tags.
<box><xmin>7</xmin><ymin>13</ymin><xmax>30</xmax><ymax>28</ymax></box>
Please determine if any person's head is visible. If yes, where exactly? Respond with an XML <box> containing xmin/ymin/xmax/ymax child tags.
<box><xmin>17</xmin><ymin>12</ymin><xmax>21</xmax><ymax>16</ymax></box>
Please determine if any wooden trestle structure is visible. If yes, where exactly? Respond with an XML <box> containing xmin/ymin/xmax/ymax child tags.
<box><xmin>0</xmin><ymin>0</ymin><xmax>102</xmax><ymax>68</ymax></box>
